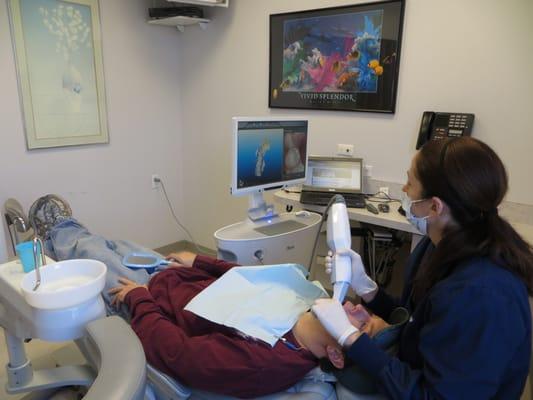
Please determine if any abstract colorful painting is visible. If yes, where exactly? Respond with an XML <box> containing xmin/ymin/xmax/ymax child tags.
<box><xmin>270</xmin><ymin>1</ymin><xmax>404</xmax><ymax>113</ymax></box>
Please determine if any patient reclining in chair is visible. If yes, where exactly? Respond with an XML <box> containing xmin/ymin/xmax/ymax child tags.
<box><xmin>30</xmin><ymin>195</ymin><xmax>390</xmax><ymax>398</ymax></box>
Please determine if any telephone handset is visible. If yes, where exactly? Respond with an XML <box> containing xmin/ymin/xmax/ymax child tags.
<box><xmin>415</xmin><ymin>111</ymin><xmax>475</xmax><ymax>149</ymax></box>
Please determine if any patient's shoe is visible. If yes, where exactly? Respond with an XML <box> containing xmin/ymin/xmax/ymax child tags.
<box><xmin>29</xmin><ymin>194</ymin><xmax>72</xmax><ymax>238</ymax></box>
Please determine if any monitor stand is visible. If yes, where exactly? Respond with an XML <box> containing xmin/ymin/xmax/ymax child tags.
<box><xmin>248</xmin><ymin>192</ymin><xmax>278</xmax><ymax>221</ymax></box>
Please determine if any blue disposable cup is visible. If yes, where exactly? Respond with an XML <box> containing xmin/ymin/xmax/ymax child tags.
<box><xmin>15</xmin><ymin>241</ymin><xmax>42</xmax><ymax>273</ymax></box>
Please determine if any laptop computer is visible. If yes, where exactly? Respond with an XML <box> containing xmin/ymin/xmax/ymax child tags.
<box><xmin>300</xmin><ymin>156</ymin><xmax>366</xmax><ymax>208</ymax></box>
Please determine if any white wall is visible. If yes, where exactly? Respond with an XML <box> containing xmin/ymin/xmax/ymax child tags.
<box><xmin>0</xmin><ymin>0</ymin><xmax>186</xmax><ymax>262</ymax></box>
<box><xmin>178</xmin><ymin>0</ymin><xmax>533</xmax><ymax>249</ymax></box>
<box><xmin>1</xmin><ymin>0</ymin><xmax>531</xmax><ymax>258</ymax></box>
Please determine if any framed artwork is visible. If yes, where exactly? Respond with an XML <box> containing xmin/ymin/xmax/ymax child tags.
<box><xmin>269</xmin><ymin>1</ymin><xmax>405</xmax><ymax>113</ymax></box>
<box><xmin>9</xmin><ymin>0</ymin><xmax>108</xmax><ymax>149</ymax></box>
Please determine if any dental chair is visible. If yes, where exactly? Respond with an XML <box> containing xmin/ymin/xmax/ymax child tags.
<box><xmin>144</xmin><ymin>365</ymin><xmax>337</xmax><ymax>400</ymax></box>
<box><xmin>2</xmin><ymin>199</ymin><xmax>145</xmax><ymax>399</ymax></box>
<box><xmin>0</xmin><ymin>257</ymin><xmax>147</xmax><ymax>399</ymax></box>
<box><xmin>1</xmin><ymin>199</ymin><xmax>339</xmax><ymax>400</ymax></box>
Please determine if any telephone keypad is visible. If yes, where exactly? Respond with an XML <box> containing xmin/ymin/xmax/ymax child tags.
<box><xmin>448</xmin><ymin>114</ymin><xmax>470</xmax><ymax>129</ymax></box>
<box><xmin>416</xmin><ymin>111</ymin><xmax>475</xmax><ymax>149</ymax></box>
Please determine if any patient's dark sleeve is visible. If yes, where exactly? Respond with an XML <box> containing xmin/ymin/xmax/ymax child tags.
<box><xmin>125</xmin><ymin>287</ymin><xmax>316</xmax><ymax>398</ymax></box>
<box><xmin>192</xmin><ymin>255</ymin><xmax>239</xmax><ymax>277</ymax></box>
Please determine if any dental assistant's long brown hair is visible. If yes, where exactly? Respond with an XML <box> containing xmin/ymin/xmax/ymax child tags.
<box><xmin>411</xmin><ymin>137</ymin><xmax>533</xmax><ymax>302</ymax></box>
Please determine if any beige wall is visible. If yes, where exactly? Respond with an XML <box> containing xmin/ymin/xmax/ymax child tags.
<box><xmin>0</xmin><ymin>0</ymin><xmax>186</xmax><ymax>261</ymax></box>
<box><xmin>178</xmin><ymin>0</ymin><xmax>533</xmax><ymax>248</ymax></box>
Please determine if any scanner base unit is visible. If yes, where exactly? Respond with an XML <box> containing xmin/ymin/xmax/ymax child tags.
<box><xmin>215</xmin><ymin>212</ymin><xmax>321</xmax><ymax>269</ymax></box>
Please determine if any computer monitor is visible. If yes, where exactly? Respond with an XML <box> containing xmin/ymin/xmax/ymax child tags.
<box><xmin>304</xmin><ymin>157</ymin><xmax>363</xmax><ymax>194</ymax></box>
<box><xmin>231</xmin><ymin>117</ymin><xmax>309</xmax><ymax>220</ymax></box>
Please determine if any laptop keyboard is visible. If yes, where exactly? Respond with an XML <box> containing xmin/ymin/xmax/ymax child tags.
<box><xmin>300</xmin><ymin>191</ymin><xmax>366</xmax><ymax>208</ymax></box>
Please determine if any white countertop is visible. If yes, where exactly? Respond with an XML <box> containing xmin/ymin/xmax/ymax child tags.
<box><xmin>274</xmin><ymin>190</ymin><xmax>419</xmax><ymax>234</ymax></box>
<box><xmin>274</xmin><ymin>190</ymin><xmax>533</xmax><ymax>245</ymax></box>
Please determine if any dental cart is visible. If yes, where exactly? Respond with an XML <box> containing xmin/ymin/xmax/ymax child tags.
<box><xmin>215</xmin><ymin>212</ymin><xmax>321</xmax><ymax>268</ymax></box>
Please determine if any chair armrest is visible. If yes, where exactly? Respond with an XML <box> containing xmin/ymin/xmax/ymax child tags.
<box><xmin>82</xmin><ymin>316</ymin><xmax>146</xmax><ymax>400</ymax></box>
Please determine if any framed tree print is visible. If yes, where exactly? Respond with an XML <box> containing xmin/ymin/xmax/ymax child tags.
<box><xmin>9</xmin><ymin>0</ymin><xmax>109</xmax><ymax>149</ymax></box>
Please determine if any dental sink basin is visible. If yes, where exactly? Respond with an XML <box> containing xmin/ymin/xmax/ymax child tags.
<box><xmin>21</xmin><ymin>259</ymin><xmax>107</xmax><ymax>310</ymax></box>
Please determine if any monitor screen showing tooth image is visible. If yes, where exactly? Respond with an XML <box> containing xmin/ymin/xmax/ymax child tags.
<box><xmin>231</xmin><ymin>117</ymin><xmax>308</xmax><ymax>196</ymax></box>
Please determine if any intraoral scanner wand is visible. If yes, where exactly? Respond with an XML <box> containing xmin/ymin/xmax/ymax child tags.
<box><xmin>326</xmin><ymin>195</ymin><xmax>352</xmax><ymax>302</ymax></box>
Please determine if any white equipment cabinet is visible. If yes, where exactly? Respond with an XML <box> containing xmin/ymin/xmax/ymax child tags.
<box><xmin>214</xmin><ymin>212</ymin><xmax>321</xmax><ymax>268</ymax></box>
<box><xmin>149</xmin><ymin>0</ymin><xmax>229</xmax><ymax>32</ymax></box>
<box><xmin>166</xmin><ymin>0</ymin><xmax>229</xmax><ymax>7</ymax></box>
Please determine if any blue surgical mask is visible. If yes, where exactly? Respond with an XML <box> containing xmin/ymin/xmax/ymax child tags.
<box><xmin>402</xmin><ymin>196</ymin><xmax>429</xmax><ymax>235</ymax></box>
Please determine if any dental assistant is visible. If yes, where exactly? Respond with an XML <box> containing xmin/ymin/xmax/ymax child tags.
<box><xmin>313</xmin><ymin>137</ymin><xmax>533</xmax><ymax>399</ymax></box>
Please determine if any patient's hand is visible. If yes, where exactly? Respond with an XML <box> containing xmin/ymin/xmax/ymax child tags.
<box><xmin>109</xmin><ymin>277</ymin><xmax>148</xmax><ymax>307</ymax></box>
<box><xmin>165</xmin><ymin>251</ymin><xmax>197</xmax><ymax>268</ymax></box>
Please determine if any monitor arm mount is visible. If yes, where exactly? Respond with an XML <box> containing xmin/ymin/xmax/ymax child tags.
<box><xmin>248</xmin><ymin>192</ymin><xmax>278</xmax><ymax>221</ymax></box>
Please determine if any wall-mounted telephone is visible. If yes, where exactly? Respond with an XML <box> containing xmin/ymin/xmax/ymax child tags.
<box><xmin>416</xmin><ymin>111</ymin><xmax>475</xmax><ymax>149</ymax></box>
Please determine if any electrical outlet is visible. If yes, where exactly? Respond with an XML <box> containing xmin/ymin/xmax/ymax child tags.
<box><xmin>337</xmin><ymin>143</ymin><xmax>354</xmax><ymax>156</ymax></box>
<box><xmin>379</xmin><ymin>186</ymin><xmax>389</xmax><ymax>197</ymax></box>
<box><xmin>151</xmin><ymin>174</ymin><xmax>160</xmax><ymax>189</ymax></box>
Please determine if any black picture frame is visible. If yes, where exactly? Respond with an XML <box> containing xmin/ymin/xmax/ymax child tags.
<box><xmin>269</xmin><ymin>0</ymin><xmax>405</xmax><ymax>113</ymax></box>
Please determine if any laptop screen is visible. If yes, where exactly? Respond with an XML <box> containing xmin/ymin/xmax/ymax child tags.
<box><xmin>304</xmin><ymin>157</ymin><xmax>363</xmax><ymax>193</ymax></box>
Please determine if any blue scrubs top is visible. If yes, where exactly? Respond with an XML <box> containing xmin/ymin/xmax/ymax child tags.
<box><xmin>347</xmin><ymin>237</ymin><xmax>531</xmax><ymax>399</ymax></box>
